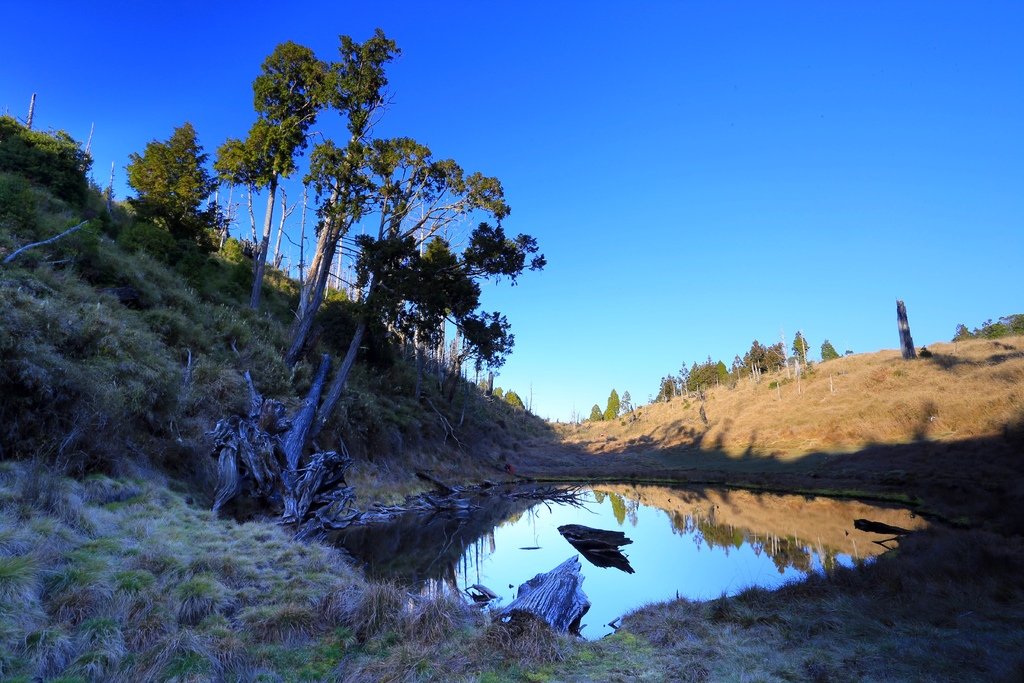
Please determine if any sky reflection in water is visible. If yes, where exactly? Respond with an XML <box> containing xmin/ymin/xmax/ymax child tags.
<box><xmin>339</xmin><ymin>485</ymin><xmax>925</xmax><ymax>639</ymax></box>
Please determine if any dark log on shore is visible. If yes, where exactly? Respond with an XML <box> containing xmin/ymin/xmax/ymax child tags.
<box><xmin>499</xmin><ymin>556</ymin><xmax>590</xmax><ymax>634</ymax></box>
<box><xmin>416</xmin><ymin>470</ymin><xmax>455</xmax><ymax>495</ymax></box>
<box><xmin>558</xmin><ymin>524</ymin><xmax>635</xmax><ymax>574</ymax></box>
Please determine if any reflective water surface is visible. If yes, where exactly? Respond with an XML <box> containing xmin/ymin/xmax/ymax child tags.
<box><xmin>332</xmin><ymin>484</ymin><xmax>926</xmax><ymax>638</ymax></box>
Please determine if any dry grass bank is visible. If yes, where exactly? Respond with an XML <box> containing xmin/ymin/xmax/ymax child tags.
<box><xmin>558</xmin><ymin>337</ymin><xmax>1024</xmax><ymax>459</ymax></box>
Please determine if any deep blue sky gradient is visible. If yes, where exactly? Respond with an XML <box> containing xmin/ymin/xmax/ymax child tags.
<box><xmin>4</xmin><ymin>2</ymin><xmax>1021</xmax><ymax>420</ymax></box>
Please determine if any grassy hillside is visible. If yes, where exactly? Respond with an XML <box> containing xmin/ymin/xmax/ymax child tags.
<box><xmin>0</xmin><ymin>122</ymin><xmax>548</xmax><ymax>499</ymax></box>
<box><xmin>558</xmin><ymin>337</ymin><xmax>1023</xmax><ymax>459</ymax></box>
<box><xmin>0</xmin><ymin>117</ymin><xmax>563</xmax><ymax>681</ymax></box>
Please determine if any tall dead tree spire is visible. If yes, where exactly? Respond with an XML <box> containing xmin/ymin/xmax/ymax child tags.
<box><xmin>26</xmin><ymin>93</ymin><xmax>36</xmax><ymax>129</ymax></box>
<box><xmin>897</xmin><ymin>299</ymin><xmax>916</xmax><ymax>360</ymax></box>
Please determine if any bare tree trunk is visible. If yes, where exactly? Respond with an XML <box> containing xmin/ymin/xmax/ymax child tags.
<box><xmin>298</xmin><ymin>186</ymin><xmax>308</xmax><ymax>285</ymax></box>
<box><xmin>105</xmin><ymin>162</ymin><xmax>115</xmax><ymax>215</ymax></box>
<box><xmin>281</xmin><ymin>354</ymin><xmax>331</xmax><ymax>471</ymax></box>
<box><xmin>271</xmin><ymin>187</ymin><xmax>285</xmax><ymax>271</ymax></box>
<box><xmin>219</xmin><ymin>184</ymin><xmax>235</xmax><ymax>250</ymax></box>
<box><xmin>286</xmin><ymin>194</ymin><xmax>349</xmax><ymax>367</ymax></box>
<box><xmin>3</xmin><ymin>221</ymin><xmax>88</xmax><ymax>265</ymax></box>
<box><xmin>84</xmin><ymin>122</ymin><xmax>94</xmax><ymax>156</ymax></box>
<box><xmin>897</xmin><ymin>299</ymin><xmax>916</xmax><ymax>360</ymax></box>
<box><xmin>246</xmin><ymin>186</ymin><xmax>258</xmax><ymax>243</ymax></box>
<box><xmin>250</xmin><ymin>175</ymin><xmax>279</xmax><ymax>309</ymax></box>
<box><xmin>311</xmin><ymin>319</ymin><xmax>367</xmax><ymax>438</ymax></box>
<box><xmin>26</xmin><ymin>93</ymin><xmax>36</xmax><ymax>129</ymax></box>
<box><xmin>285</xmin><ymin>238</ymin><xmax>336</xmax><ymax>366</ymax></box>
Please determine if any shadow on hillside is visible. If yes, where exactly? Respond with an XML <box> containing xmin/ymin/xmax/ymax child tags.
<box><xmin>529</xmin><ymin>419</ymin><xmax>1024</xmax><ymax>533</ymax></box>
<box><xmin>925</xmin><ymin>344</ymin><xmax>1024</xmax><ymax>371</ymax></box>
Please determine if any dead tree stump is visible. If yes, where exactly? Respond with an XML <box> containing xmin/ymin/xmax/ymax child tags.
<box><xmin>498</xmin><ymin>556</ymin><xmax>591</xmax><ymax>634</ymax></box>
<box><xmin>897</xmin><ymin>299</ymin><xmax>916</xmax><ymax>360</ymax></box>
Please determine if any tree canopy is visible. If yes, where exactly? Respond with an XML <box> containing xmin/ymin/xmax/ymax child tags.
<box><xmin>589</xmin><ymin>404</ymin><xmax>604</xmax><ymax>421</ymax></box>
<box><xmin>952</xmin><ymin>315</ymin><xmax>1024</xmax><ymax>341</ymax></box>
<box><xmin>744</xmin><ymin>340</ymin><xmax>786</xmax><ymax>375</ymax></box>
<box><xmin>126</xmin><ymin>122</ymin><xmax>218</xmax><ymax>247</ymax></box>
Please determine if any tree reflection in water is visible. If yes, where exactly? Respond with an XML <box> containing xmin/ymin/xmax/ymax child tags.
<box><xmin>328</xmin><ymin>483</ymin><xmax>928</xmax><ymax>632</ymax></box>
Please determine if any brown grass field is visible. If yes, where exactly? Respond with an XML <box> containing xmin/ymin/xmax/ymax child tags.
<box><xmin>511</xmin><ymin>336</ymin><xmax>1024</xmax><ymax>531</ymax></box>
<box><xmin>558</xmin><ymin>337</ymin><xmax>1023</xmax><ymax>459</ymax></box>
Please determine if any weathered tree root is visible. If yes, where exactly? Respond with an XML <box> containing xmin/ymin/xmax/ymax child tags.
<box><xmin>208</xmin><ymin>358</ymin><xmax>355</xmax><ymax>530</ymax></box>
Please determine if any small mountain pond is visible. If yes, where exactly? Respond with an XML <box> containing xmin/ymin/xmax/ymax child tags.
<box><xmin>330</xmin><ymin>484</ymin><xmax>927</xmax><ymax>638</ymax></box>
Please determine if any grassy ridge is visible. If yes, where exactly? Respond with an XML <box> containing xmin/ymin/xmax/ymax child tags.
<box><xmin>559</xmin><ymin>337</ymin><xmax>1024</xmax><ymax>458</ymax></box>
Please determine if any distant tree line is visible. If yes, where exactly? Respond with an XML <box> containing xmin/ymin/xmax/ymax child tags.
<box><xmin>586</xmin><ymin>388</ymin><xmax>632</xmax><ymax>422</ymax></box>
<box><xmin>953</xmin><ymin>315</ymin><xmax>1024</xmax><ymax>342</ymax></box>
<box><xmin>651</xmin><ymin>331</ymin><xmax>852</xmax><ymax>403</ymax></box>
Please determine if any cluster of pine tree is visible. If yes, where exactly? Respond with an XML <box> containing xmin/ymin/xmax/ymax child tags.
<box><xmin>953</xmin><ymin>315</ymin><xmax>1024</xmax><ymax>341</ymax></box>
<box><xmin>491</xmin><ymin>387</ymin><xmax>526</xmax><ymax>411</ymax></box>
<box><xmin>652</xmin><ymin>331</ymin><xmax>850</xmax><ymax>403</ymax></box>
<box><xmin>587</xmin><ymin>389</ymin><xmax>632</xmax><ymax>422</ymax></box>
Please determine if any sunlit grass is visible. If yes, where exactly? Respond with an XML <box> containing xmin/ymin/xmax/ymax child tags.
<box><xmin>559</xmin><ymin>336</ymin><xmax>1024</xmax><ymax>461</ymax></box>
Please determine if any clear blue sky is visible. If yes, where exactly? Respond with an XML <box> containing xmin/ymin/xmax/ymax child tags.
<box><xmin>4</xmin><ymin>2</ymin><xmax>1021</xmax><ymax>421</ymax></box>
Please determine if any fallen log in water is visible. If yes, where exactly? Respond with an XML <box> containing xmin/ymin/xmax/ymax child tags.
<box><xmin>467</xmin><ymin>583</ymin><xmax>500</xmax><ymax>603</ymax></box>
<box><xmin>498</xmin><ymin>556</ymin><xmax>591</xmax><ymax>634</ymax></box>
<box><xmin>558</xmin><ymin>524</ymin><xmax>635</xmax><ymax>574</ymax></box>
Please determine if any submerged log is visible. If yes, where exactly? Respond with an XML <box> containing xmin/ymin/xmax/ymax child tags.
<box><xmin>558</xmin><ymin>524</ymin><xmax>635</xmax><ymax>574</ymax></box>
<box><xmin>499</xmin><ymin>556</ymin><xmax>591</xmax><ymax>634</ymax></box>
<box><xmin>467</xmin><ymin>583</ymin><xmax>499</xmax><ymax>603</ymax></box>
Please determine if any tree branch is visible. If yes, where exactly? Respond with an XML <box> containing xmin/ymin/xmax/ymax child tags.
<box><xmin>3</xmin><ymin>221</ymin><xmax>89</xmax><ymax>265</ymax></box>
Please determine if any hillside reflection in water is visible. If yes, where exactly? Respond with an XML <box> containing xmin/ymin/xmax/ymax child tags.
<box><xmin>332</xmin><ymin>484</ymin><xmax>926</xmax><ymax>638</ymax></box>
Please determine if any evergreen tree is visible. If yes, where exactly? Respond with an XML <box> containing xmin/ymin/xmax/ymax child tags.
<box><xmin>504</xmin><ymin>390</ymin><xmax>525</xmax><ymax>410</ymax></box>
<box><xmin>952</xmin><ymin>323</ymin><xmax>972</xmax><ymax>341</ymax></box>
<box><xmin>715</xmin><ymin>360</ymin><xmax>729</xmax><ymax>385</ymax></box>
<box><xmin>820</xmin><ymin>339</ymin><xmax>840</xmax><ymax>361</ymax></box>
<box><xmin>792</xmin><ymin>331</ymin><xmax>809</xmax><ymax>364</ymax></box>
<box><xmin>126</xmin><ymin>122</ymin><xmax>218</xmax><ymax>247</ymax></box>
<box><xmin>620</xmin><ymin>391</ymin><xmax>633</xmax><ymax>413</ymax></box>
<box><xmin>604</xmin><ymin>389</ymin><xmax>620</xmax><ymax>421</ymax></box>
<box><xmin>216</xmin><ymin>41</ymin><xmax>332</xmax><ymax>309</ymax></box>
<box><xmin>744</xmin><ymin>340</ymin><xmax>786</xmax><ymax>375</ymax></box>
<box><xmin>589</xmin><ymin>404</ymin><xmax>604</xmax><ymax>421</ymax></box>
<box><xmin>656</xmin><ymin>376</ymin><xmax>675</xmax><ymax>402</ymax></box>
<box><xmin>687</xmin><ymin>357</ymin><xmax>720</xmax><ymax>392</ymax></box>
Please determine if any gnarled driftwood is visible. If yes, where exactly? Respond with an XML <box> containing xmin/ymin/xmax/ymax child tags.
<box><xmin>208</xmin><ymin>354</ymin><xmax>354</xmax><ymax>529</ymax></box>
<box><xmin>499</xmin><ymin>555</ymin><xmax>591</xmax><ymax>634</ymax></box>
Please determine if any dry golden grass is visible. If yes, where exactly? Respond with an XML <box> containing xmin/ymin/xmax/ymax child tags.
<box><xmin>558</xmin><ymin>337</ymin><xmax>1024</xmax><ymax>459</ymax></box>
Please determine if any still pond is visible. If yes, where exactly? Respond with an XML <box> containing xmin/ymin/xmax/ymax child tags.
<box><xmin>333</xmin><ymin>484</ymin><xmax>926</xmax><ymax>638</ymax></box>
